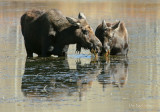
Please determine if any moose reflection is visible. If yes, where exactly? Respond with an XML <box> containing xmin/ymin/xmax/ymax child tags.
<box><xmin>97</xmin><ymin>57</ymin><xmax>128</xmax><ymax>89</ymax></box>
<box><xmin>21</xmin><ymin>56</ymin><xmax>128</xmax><ymax>100</ymax></box>
<box><xmin>21</xmin><ymin>57</ymin><xmax>101</xmax><ymax>100</ymax></box>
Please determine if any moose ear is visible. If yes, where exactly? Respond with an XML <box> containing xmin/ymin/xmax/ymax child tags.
<box><xmin>112</xmin><ymin>21</ymin><xmax>120</xmax><ymax>30</ymax></box>
<box><xmin>78</xmin><ymin>12</ymin><xmax>86</xmax><ymax>20</ymax></box>
<box><xmin>102</xmin><ymin>20</ymin><xmax>107</xmax><ymax>30</ymax></box>
<box><xmin>66</xmin><ymin>17</ymin><xmax>81</xmax><ymax>26</ymax></box>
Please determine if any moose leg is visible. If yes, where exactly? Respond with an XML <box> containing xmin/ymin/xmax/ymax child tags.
<box><xmin>76</xmin><ymin>44</ymin><xmax>81</xmax><ymax>53</ymax></box>
<box><xmin>55</xmin><ymin>45</ymin><xmax>69</xmax><ymax>57</ymax></box>
<box><xmin>39</xmin><ymin>35</ymin><xmax>51</xmax><ymax>57</ymax></box>
<box><xmin>51</xmin><ymin>44</ymin><xmax>68</xmax><ymax>57</ymax></box>
<box><xmin>41</xmin><ymin>45</ymin><xmax>49</xmax><ymax>57</ymax></box>
<box><xmin>40</xmin><ymin>46</ymin><xmax>50</xmax><ymax>57</ymax></box>
<box><xmin>24</xmin><ymin>40</ymin><xmax>33</xmax><ymax>57</ymax></box>
<box><xmin>26</xmin><ymin>48</ymin><xmax>33</xmax><ymax>57</ymax></box>
<box><xmin>62</xmin><ymin>45</ymin><xmax>69</xmax><ymax>56</ymax></box>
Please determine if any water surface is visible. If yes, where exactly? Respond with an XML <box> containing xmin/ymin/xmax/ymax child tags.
<box><xmin>0</xmin><ymin>0</ymin><xmax>160</xmax><ymax>112</ymax></box>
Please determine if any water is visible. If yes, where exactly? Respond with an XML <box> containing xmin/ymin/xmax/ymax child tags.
<box><xmin>0</xmin><ymin>0</ymin><xmax>160</xmax><ymax>112</ymax></box>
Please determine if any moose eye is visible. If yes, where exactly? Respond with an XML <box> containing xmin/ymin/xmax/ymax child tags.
<box><xmin>82</xmin><ymin>29</ymin><xmax>88</xmax><ymax>35</ymax></box>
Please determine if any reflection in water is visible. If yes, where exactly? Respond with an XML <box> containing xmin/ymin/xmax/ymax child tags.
<box><xmin>1</xmin><ymin>0</ymin><xmax>160</xmax><ymax>112</ymax></box>
<box><xmin>98</xmin><ymin>57</ymin><xmax>128</xmax><ymax>89</ymax></box>
<box><xmin>21</xmin><ymin>57</ymin><xmax>101</xmax><ymax>101</ymax></box>
<box><xmin>21</xmin><ymin>57</ymin><xmax>128</xmax><ymax>101</ymax></box>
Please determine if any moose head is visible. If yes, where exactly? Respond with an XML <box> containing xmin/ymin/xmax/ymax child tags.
<box><xmin>66</xmin><ymin>13</ymin><xmax>102</xmax><ymax>55</ymax></box>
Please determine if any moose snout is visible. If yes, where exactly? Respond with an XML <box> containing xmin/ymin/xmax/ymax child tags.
<box><xmin>91</xmin><ymin>39</ymin><xmax>102</xmax><ymax>53</ymax></box>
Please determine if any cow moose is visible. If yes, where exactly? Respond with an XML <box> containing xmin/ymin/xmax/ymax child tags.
<box><xmin>97</xmin><ymin>58</ymin><xmax>128</xmax><ymax>88</ymax></box>
<box><xmin>95</xmin><ymin>20</ymin><xmax>128</xmax><ymax>56</ymax></box>
<box><xmin>21</xmin><ymin>9</ymin><xmax>102</xmax><ymax>57</ymax></box>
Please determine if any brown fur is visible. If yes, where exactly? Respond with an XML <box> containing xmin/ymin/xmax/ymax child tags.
<box><xmin>21</xmin><ymin>9</ymin><xmax>102</xmax><ymax>57</ymax></box>
<box><xmin>25</xmin><ymin>9</ymin><xmax>45</xmax><ymax>22</ymax></box>
<box><xmin>95</xmin><ymin>20</ymin><xmax>129</xmax><ymax>56</ymax></box>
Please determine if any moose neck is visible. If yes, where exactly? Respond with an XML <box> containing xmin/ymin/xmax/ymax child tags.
<box><xmin>52</xmin><ymin>26</ymin><xmax>79</xmax><ymax>56</ymax></box>
<box><xmin>58</xmin><ymin>25</ymin><xmax>78</xmax><ymax>45</ymax></box>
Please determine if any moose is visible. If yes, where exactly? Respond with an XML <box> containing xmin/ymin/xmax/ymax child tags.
<box><xmin>95</xmin><ymin>20</ymin><xmax>128</xmax><ymax>56</ymax></box>
<box><xmin>21</xmin><ymin>9</ymin><xmax>102</xmax><ymax>57</ymax></box>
